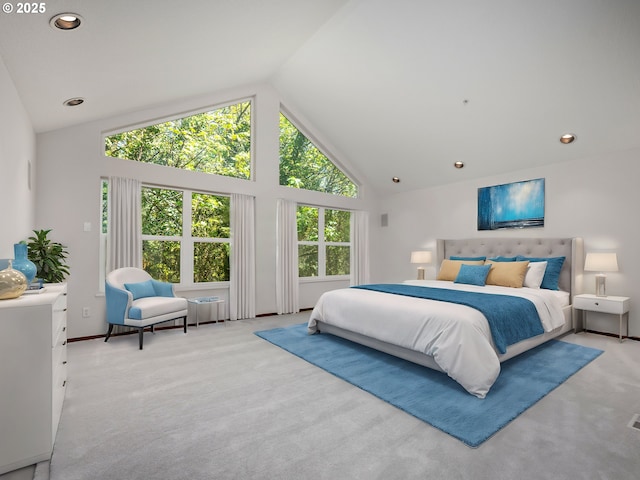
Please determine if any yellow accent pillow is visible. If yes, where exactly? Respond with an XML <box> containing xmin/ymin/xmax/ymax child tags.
<box><xmin>485</xmin><ymin>260</ymin><xmax>530</xmax><ymax>288</ymax></box>
<box><xmin>437</xmin><ymin>259</ymin><xmax>486</xmax><ymax>281</ymax></box>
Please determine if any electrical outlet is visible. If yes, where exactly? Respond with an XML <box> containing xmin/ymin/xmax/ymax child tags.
<box><xmin>82</xmin><ymin>307</ymin><xmax>90</xmax><ymax>318</ymax></box>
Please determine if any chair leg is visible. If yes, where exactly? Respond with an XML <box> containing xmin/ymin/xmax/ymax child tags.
<box><xmin>139</xmin><ymin>327</ymin><xmax>144</xmax><ymax>350</ymax></box>
<box><xmin>105</xmin><ymin>324</ymin><xmax>114</xmax><ymax>343</ymax></box>
<box><xmin>184</xmin><ymin>316</ymin><xmax>188</xmax><ymax>334</ymax></box>
<box><xmin>151</xmin><ymin>324</ymin><xmax>155</xmax><ymax>334</ymax></box>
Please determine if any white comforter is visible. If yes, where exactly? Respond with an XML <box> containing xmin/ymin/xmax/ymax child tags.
<box><xmin>307</xmin><ymin>280</ymin><xmax>566</xmax><ymax>398</ymax></box>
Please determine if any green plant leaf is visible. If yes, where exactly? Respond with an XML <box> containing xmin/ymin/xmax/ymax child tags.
<box><xmin>26</xmin><ymin>229</ymin><xmax>69</xmax><ymax>283</ymax></box>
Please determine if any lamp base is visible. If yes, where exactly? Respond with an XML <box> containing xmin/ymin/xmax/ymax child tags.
<box><xmin>595</xmin><ymin>274</ymin><xmax>607</xmax><ymax>297</ymax></box>
<box><xmin>417</xmin><ymin>267</ymin><xmax>425</xmax><ymax>280</ymax></box>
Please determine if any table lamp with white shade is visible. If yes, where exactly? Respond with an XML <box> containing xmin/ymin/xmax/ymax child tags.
<box><xmin>584</xmin><ymin>252</ymin><xmax>618</xmax><ymax>297</ymax></box>
<box><xmin>410</xmin><ymin>251</ymin><xmax>432</xmax><ymax>280</ymax></box>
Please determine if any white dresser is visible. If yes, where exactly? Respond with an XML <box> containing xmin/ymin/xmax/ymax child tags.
<box><xmin>0</xmin><ymin>284</ymin><xmax>68</xmax><ymax>475</ymax></box>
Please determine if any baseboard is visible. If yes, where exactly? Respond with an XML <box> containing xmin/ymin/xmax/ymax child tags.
<box><xmin>68</xmin><ymin>321</ymin><xmax>223</xmax><ymax>343</ymax></box>
<box><xmin>583</xmin><ymin>329</ymin><xmax>639</xmax><ymax>342</ymax></box>
<box><xmin>68</xmin><ymin>309</ymin><xmax>314</xmax><ymax>343</ymax></box>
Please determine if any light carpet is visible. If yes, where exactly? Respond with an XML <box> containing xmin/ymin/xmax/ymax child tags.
<box><xmin>255</xmin><ymin>323</ymin><xmax>604</xmax><ymax>447</ymax></box>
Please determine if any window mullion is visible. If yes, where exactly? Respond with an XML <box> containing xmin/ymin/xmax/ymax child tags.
<box><xmin>141</xmin><ymin>235</ymin><xmax>182</xmax><ymax>242</ymax></box>
<box><xmin>196</xmin><ymin>238</ymin><xmax>231</xmax><ymax>243</ymax></box>
<box><xmin>183</xmin><ymin>190</ymin><xmax>193</xmax><ymax>286</ymax></box>
<box><xmin>318</xmin><ymin>207</ymin><xmax>326</xmax><ymax>277</ymax></box>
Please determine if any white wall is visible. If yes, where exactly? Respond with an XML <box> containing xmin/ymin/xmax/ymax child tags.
<box><xmin>29</xmin><ymin>75</ymin><xmax>640</xmax><ymax>340</ymax></box>
<box><xmin>35</xmin><ymin>83</ymin><xmax>374</xmax><ymax>339</ymax></box>
<box><xmin>371</xmin><ymin>148</ymin><xmax>640</xmax><ymax>337</ymax></box>
<box><xmin>0</xmin><ymin>55</ymin><xmax>36</xmax><ymax>257</ymax></box>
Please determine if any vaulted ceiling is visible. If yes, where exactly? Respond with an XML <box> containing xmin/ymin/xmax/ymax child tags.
<box><xmin>1</xmin><ymin>0</ymin><xmax>639</xmax><ymax>194</ymax></box>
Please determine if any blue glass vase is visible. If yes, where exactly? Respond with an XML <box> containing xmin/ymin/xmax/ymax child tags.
<box><xmin>13</xmin><ymin>243</ymin><xmax>37</xmax><ymax>284</ymax></box>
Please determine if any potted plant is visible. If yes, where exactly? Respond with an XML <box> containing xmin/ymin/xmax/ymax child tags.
<box><xmin>27</xmin><ymin>229</ymin><xmax>70</xmax><ymax>284</ymax></box>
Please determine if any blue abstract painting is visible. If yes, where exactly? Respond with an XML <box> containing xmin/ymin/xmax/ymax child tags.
<box><xmin>477</xmin><ymin>178</ymin><xmax>545</xmax><ymax>230</ymax></box>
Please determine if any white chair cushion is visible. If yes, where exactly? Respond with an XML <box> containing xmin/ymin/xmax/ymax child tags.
<box><xmin>128</xmin><ymin>297</ymin><xmax>188</xmax><ymax>320</ymax></box>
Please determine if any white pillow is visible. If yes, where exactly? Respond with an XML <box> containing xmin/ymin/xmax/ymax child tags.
<box><xmin>524</xmin><ymin>261</ymin><xmax>547</xmax><ymax>288</ymax></box>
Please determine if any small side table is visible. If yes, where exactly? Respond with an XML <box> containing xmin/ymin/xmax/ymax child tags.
<box><xmin>187</xmin><ymin>296</ymin><xmax>225</xmax><ymax>327</ymax></box>
<box><xmin>573</xmin><ymin>294</ymin><xmax>630</xmax><ymax>342</ymax></box>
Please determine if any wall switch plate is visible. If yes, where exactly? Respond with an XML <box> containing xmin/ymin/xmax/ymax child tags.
<box><xmin>82</xmin><ymin>307</ymin><xmax>90</xmax><ymax>318</ymax></box>
<box><xmin>83</xmin><ymin>222</ymin><xmax>92</xmax><ymax>232</ymax></box>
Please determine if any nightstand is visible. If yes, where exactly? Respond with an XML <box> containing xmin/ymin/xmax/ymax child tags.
<box><xmin>573</xmin><ymin>294</ymin><xmax>630</xmax><ymax>342</ymax></box>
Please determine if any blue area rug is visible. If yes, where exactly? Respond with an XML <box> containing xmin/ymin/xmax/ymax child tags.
<box><xmin>255</xmin><ymin>323</ymin><xmax>603</xmax><ymax>447</ymax></box>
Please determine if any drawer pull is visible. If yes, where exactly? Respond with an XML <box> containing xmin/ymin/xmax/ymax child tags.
<box><xmin>595</xmin><ymin>302</ymin><xmax>599</xmax><ymax>306</ymax></box>
<box><xmin>62</xmin><ymin>341</ymin><xmax>67</xmax><ymax>346</ymax></box>
<box><xmin>63</xmin><ymin>361</ymin><xmax>67</xmax><ymax>365</ymax></box>
<box><xmin>63</xmin><ymin>326</ymin><xmax>66</xmax><ymax>332</ymax></box>
<box><xmin>62</xmin><ymin>380</ymin><xmax>66</xmax><ymax>387</ymax></box>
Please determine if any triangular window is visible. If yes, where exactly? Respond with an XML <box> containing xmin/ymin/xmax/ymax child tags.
<box><xmin>105</xmin><ymin>100</ymin><xmax>252</xmax><ymax>180</ymax></box>
<box><xmin>279</xmin><ymin>113</ymin><xmax>357</xmax><ymax>198</ymax></box>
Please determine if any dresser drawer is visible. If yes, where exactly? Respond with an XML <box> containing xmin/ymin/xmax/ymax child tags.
<box><xmin>53</xmin><ymin>341</ymin><xmax>68</xmax><ymax>374</ymax></box>
<box><xmin>52</xmin><ymin>294</ymin><xmax>67</xmax><ymax>347</ymax></box>
<box><xmin>53</xmin><ymin>315</ymin><xmax>67</xmax><ymax>347</ymax></box>
<box><xmin>52</xmin><ymin>357</ymin><xmax>67</xmax><ymax>442</ymax></box>
<box><xmin>52</xmin><ymin>353</ymin><xmax>68</xmax><ymax>392</ymax></box>
<box><xmin>574</xmin><ymin>295</ymin><xmax>629</xmax><ymax>314</ymax></box>
<box><xmin>53</xmin><ymin>291</ymin><xmax>67</xmax><ymax>311</ymax></box>
<box><xmin>52</xmin><ymin>343</ymin><xmax>68</xmax><ymax>398</ymax></box>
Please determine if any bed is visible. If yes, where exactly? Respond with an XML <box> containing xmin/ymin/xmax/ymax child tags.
<box><xmin>308</xmin><ymin>237</ymin><xmax>584</xmax><ymax>398</ymax></box>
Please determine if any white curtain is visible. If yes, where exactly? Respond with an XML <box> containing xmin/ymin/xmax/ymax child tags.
<box><xmin>230</xmin><ymin>193</ymin><xmax>256</xmax><ymax>320</ymax></box>
<box><xmin>276</xmin><ymin>199</ymin><xmax>299</xmax><ymax>314</ymax></box>
<box><xmin>107</xmin><ymin>177</ymin><xmax>141</xmax><ymax>271</ymax></box>
<box><xmin>107</xmin><ymin>176</ymin><xmax>141</xmax><ymax>334</ymax></box>
<box><xmin>350</xmin><ymin>210</ymin><xmax>370</xmax><ymax>286</ymax></box>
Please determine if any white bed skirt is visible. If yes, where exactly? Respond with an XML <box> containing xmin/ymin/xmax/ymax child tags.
<box><xmin>314</xmin><ymin>304</ymin><xmax>572</xmax><ymax>373</ymax></box>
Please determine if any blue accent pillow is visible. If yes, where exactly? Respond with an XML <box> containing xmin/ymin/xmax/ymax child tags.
<box><xmin>454</xmin><ymin>264</ymin><xmax>492</xmax><ymax>286</ymax></box>
<box><xmin>488</xmin><ymin>256</ymin><xmax>517</xmax><ymax>262</ymax></box>
<box><xmin>124</xmin><ymin>280</ymin><xmax>156</xmax><ymax>300</ymax></box>
<box><xmin>450</xmin><ymin>255</ymin><xmax>487</xmax><ymax>261</ymax></box>
<box><xmin>516</xmin><ymin>255</ymin><xmax>566</xmax><ymax>290</ymax></box>
<box><xmin>151</xmin><ymin>279</ymin><xmax>174</xmax><ymax>297</ymax></box>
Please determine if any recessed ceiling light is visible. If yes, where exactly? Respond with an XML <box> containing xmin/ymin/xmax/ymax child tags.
<box><xmin>63</xmin><ymin>97</ymin><xmax>84</xmax><ymax>107</ymax></box>
<box><xmin>392</xmin><ymin>177</ymin><xmax>400</xmax><ymax>183</ymax></box>
<box><xmin>560</xmin><ymin>133</ymin><xmax>576</xmax><ymax>144</ymax></box>
<box><xmin>50</xmin><ymin>13</ymin><xmax>83</xmax><ymax>31</ymax></box>
<box><xmin>454</xmin><ymin>161</ymin><xmax>464</xmax><ymax>169</ymax></box>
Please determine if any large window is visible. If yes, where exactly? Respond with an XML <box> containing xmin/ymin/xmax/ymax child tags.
<box><xmin>297</xmin><ymin>206</ymin><xmax>350</xmax><ymax>278</ymax></box>
<box><xmin>101</xmin><ymin>181</ymin><xmax>230</xmax><ymax>288</ymax></box>
<box><xmin>279</xmin><ymin>113</ymin><xmax>358</xmax><ymax>198</ymax></box>
<box><xmin>142</xmin><ymin>187</ymin><xmax>230</xmax><ymax>284</ymax></box>
<box><xmin>105</xmin><ymin>100</ymin><xmax>252</xmax><ymax>180</ymax></box>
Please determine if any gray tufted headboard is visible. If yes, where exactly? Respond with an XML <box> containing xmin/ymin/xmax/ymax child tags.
<box><xmin>436</xmin><ymin>238</ymin><xmax>584</xmax><ymax>295</ymax></box>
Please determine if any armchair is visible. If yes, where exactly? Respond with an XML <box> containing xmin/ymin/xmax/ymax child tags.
<box><xmin>105</xmin><ymin>267</ymin><xmax>188</xmax><ymax>349</ymax></box>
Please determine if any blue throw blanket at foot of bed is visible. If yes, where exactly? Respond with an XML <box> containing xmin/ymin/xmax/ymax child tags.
<box><xmin>352</xmin><ymin>284</ymin><xmax>544</xmax><ymax>353</ymax></box>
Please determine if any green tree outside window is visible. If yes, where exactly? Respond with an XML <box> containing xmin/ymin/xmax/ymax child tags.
<box><xmin>192</xmin><ymin>193</ymin><xmax>230</xmax><ymax>282</ymax></box>
<box><xmin>140</xmin><ymin>187</ymin><xmax>230</xmax><ymax>284</ymax></box>
<box><xmin>105</xmin><ymin>101</ymin><xmax>252</xmax><ymax>180</ymax></box>
<box><xmin>279</xmin><ymin>113</ymin><xmax>357</xmax><ymax>198</ymax></box>
<box><xmin>297</xmin><ymin>205</ymin><xmax>350</xmax><ymax>278</ymax></box>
